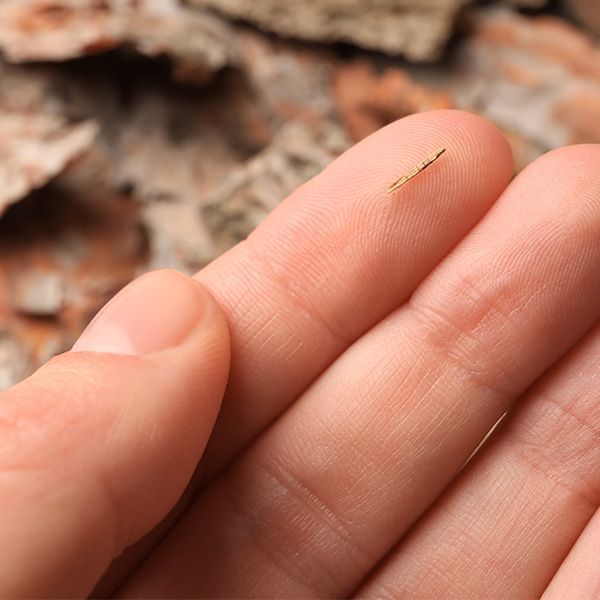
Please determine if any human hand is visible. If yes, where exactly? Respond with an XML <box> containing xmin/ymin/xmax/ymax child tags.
<box><xmin>1</xmin><ymin>111</ymin><xmax>598</xmax><ymax>598</ymax></box>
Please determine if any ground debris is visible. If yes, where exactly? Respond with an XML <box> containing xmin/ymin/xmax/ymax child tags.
<box><xmin>201</xmin><ymin>121</ymin><xmax>350</xmax><ymax>258</ymax></box>
<box><xmin>191</xmin><ymin>0</ymin><xmax>469</xmax><ymax>61</ymax></box>
<box><xmin>0</xmin><ymin>329</ymin><xmax>31</xmax><ymax>391</ymax></box>
<box><xmin>0</xmin><ymin>0</ymin><xmax>237</xmax><ymax>83</ymax></box>
<box><xmin>444</xmin><ymin>7</ymin><xmax>600</xmax><ymax>167</ymax></box>
<box><xmin>8</xmin><ymin>269</ymin><xmax>65</xmax><ymax>317</ymax></box>
<box><xmin>0</xmin><ymin>113</ymin><xmax>97</xmax><ymax>216</ymax></box>
<box><xmin>333</xmin><ymin>61</ymin><xmax>453</xmax><ymax>141</ymax></box>
<box><xmin>332</xmin><ymin>7</ymin><xmax>600</xmax><ymax>170</ymax></box>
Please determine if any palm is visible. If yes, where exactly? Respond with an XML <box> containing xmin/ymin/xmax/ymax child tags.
<box><xmin>104</xmin><ymin>111</ymin><xmax>600</xmax><ymax>597</ymax></box>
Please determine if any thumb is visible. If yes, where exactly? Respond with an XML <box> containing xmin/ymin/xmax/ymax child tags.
<box><xmin>0</xmin><ymin>270</ymin><xmax>230</xmax><ymax>598</ymax></box>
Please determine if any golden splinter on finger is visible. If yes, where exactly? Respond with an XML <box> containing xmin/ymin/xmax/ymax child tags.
<box><xmin>386</xmin><ymin>147</ymin><xmax>447</xmax><ymax>194</ymax></box>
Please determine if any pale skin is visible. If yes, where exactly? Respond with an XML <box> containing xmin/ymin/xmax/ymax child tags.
<box><xmin>0</xmin><ymin>110</ymin><xmax>598</xmax><ymax>598</ymax></box>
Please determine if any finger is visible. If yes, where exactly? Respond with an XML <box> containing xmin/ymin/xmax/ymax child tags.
<box><xmin>0</xmin><ymin>270</ymin><xmax>230</xmax><ymax>598</ymax></box>
<box><xmin>543</xmin><ymin>508</ymin><xmax>600</xmax><ymax>600</ymax></box>
<box><xmin>361</xmin><ymin>322</ymin><xmax>600</xmax><ymax>599</ymax></box>
<box><xmin>121</xmin><ymin>145</ymin><xmax>600</xmax><ymax>598</ymax></box>
<box><xmin>101</xmin><ymin>110</ymin><xmax>512</xmax><ymax>596</ymax></box>
<box><xmin>195</xmin><ymin>110</ymin><xmax>513</xmax><ymax>480</ymax></box>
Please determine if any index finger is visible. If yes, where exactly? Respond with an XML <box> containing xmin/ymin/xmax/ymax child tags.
<box><xmin>196</xmin><ymin>109</ymin><xmax>513</xmax><ymax>480</ymax></box>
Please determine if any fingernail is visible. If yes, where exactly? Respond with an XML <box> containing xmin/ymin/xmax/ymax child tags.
<box><xmin>72</xmin><ymin>270</ymin><xmax>206</xmax><ymax>356</ymax></box>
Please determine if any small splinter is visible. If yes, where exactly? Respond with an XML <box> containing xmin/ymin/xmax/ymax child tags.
<box><xmin>386</xmin><ymin>147</ymin><xmax>447</xmax><ymax>194</ymax></box>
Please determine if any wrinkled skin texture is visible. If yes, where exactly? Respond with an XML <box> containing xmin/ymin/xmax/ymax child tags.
<box><xmin>0</xmin><ymin>111</ymin><xmax>599</xmax><ymax>599</ymax></box>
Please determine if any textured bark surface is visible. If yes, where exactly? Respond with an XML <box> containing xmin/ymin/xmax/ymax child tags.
<box><xmin>333</xmin><ymin>7</ymin><xmax>600</xmax><ymax>169</ymax></box>
<box><xmin>0</xmin><ymin>63</ymin><xmax>99</xmax><ymax>215</ymax></box>
<box><xmin>450</xmin><ymin>8</ymin><xmax>600</xmax><ymax>166</ymax></box>
<box><xmin>0</xmin><ymin>114</ymin><xmax>97</xmax><ymax>216</ymax></box>
<box><xmin>0</xmin><ymin>0</ymin><xmax>237</xmax><ymax>82</ymax></box>
<box><xmin>332</xmin><ymin>61</ymin><xmax>454</xmax><ymax>140</ymax></box>
<box><xmin>192</xmin><ymin>0</ymin><xmax>469</xmax><ymax>61</ymax></box>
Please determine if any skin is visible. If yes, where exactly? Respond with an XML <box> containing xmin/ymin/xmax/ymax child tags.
<box><xmin>0</xmin><ymin>110</ymin><xmax>598</xmax><ymax>598</ymax></box>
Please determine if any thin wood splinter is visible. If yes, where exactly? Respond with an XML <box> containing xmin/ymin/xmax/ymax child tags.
<box><xmin>386</xmin><ymin>147</ymin><xmax>447</xmax><ymax>194</ymax></box>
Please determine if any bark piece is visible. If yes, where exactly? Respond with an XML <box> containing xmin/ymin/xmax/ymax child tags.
<box><xmin>112</xmin><ymin>79</ymin><xmax>265</xmax><ymax>207</ymax></box>
<box><xmin>9</xmin><ymin>269</ymin><xmax>65</xmax><ymax>317</ymax></box>
<box><xmin>0</xmin><ymin>61</ymin><xmax>102</xmax><ymax>213</ymax></box>
<box><xmin>234</xmin><ymin>30</ymin><xmax>341</xmax><ymax>129</ymax></box>
<box><xmin>0</xmin><ymin>185</ymin><xmax>147</xmax><ymax>382</ymax></box>
<box><xmin>141</xmin><ymin>121</ymin><xmax>349</xmax><ymax>273</ymax></box>
<box><xmin>451</xmin><ymin>8</ymin><xmax>600</xmax><ymax>163</ymax></box>
<box><xmin>0</xmin><ymin>62</ymin><xmax>65</xmax><ymax>116</ymax></box>
<box><xmin>333</xmin><ymin>60</ymin><xmax>453</xmax><ymax>141</ymax></box>
<box><xmin>142</xmin><ymin>202</ymin><xmax>216</xmax><ymax>273</ymax></box>
<box><xmin>191</xmin><ymin>0</ymin><xmax>469</xmax><ymax>61</ymax></box>
<box><xmin>329</xmin><ymin>7</ymin><xmax>600</xmax><ymax>169</ymax></box>
<box><xmin>371</xmin><ymin>7</ymin><xmax>600</xmax><ymax>170</ymax></box>
<box><xmin>201</xmin><ymin>121</ymin><xmax>350</xmax><ymax>259</ymax></box>
<box><xmin>106</xmin><ymin>32</ymin><xmax>347</xmax><ymax>271</ymax></box>
<box><xmin>0</xmin><ymin>330</ymin><xmax>31</xmax><ymax>391</ymax></box>
<box><xmin>0</xmin><ymin>0</ymin><xmax>236</xmax><ymax>82</ymax></box>
<box><xmin>0</xmin><ymin>112</ymin><xmax>98</xmax><ymax>216</ymax></box>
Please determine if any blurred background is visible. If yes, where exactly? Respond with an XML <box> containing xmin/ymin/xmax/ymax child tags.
<box><xmin>0</xmin><ymin>0</ymin><xmax>598</xmax><ymax>388</ymax></box>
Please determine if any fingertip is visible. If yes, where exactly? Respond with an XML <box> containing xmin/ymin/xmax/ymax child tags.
<box><xmin>384</xmin><ymin>109</ymin><xmax>514</xmax><ymax>185</ymax></box>
<box><xmin>0</xmin><ymin>273</ymin><xmax>232</xmax><ymax>597</ymax></box>
<box><xmin>509</xmin><ymin>143</ymin><xmax>600</xmax><ymax>222</ymax></box>
<box><xmin>73</xmin><ymin>269</ymin><xmax>211</xmax><ymax>357</ymax></box>
<box><xmin>382</xmin><ymin>108</ymin><xmax>513</xmax><ymax>157</ymax></box>
<box><xmin>524</xmin><ymin>143</ymin><xmax>600</xmax><ymax>179</ymax></box>
<box><xmin>308</xmin><ymin>109</ymin><xmax>513</xmax><ymax>209</ymax></box>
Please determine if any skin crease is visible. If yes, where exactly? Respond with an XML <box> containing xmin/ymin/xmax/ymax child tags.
<box><xmin>0</xmin><ymin>111</ymin><xmax>598</xmax><ymax>598</ymax></box>
<box><xmin>119</xmin><ymin>135</ymin><xmax>600</xmax><ymax>599</ymax></box>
